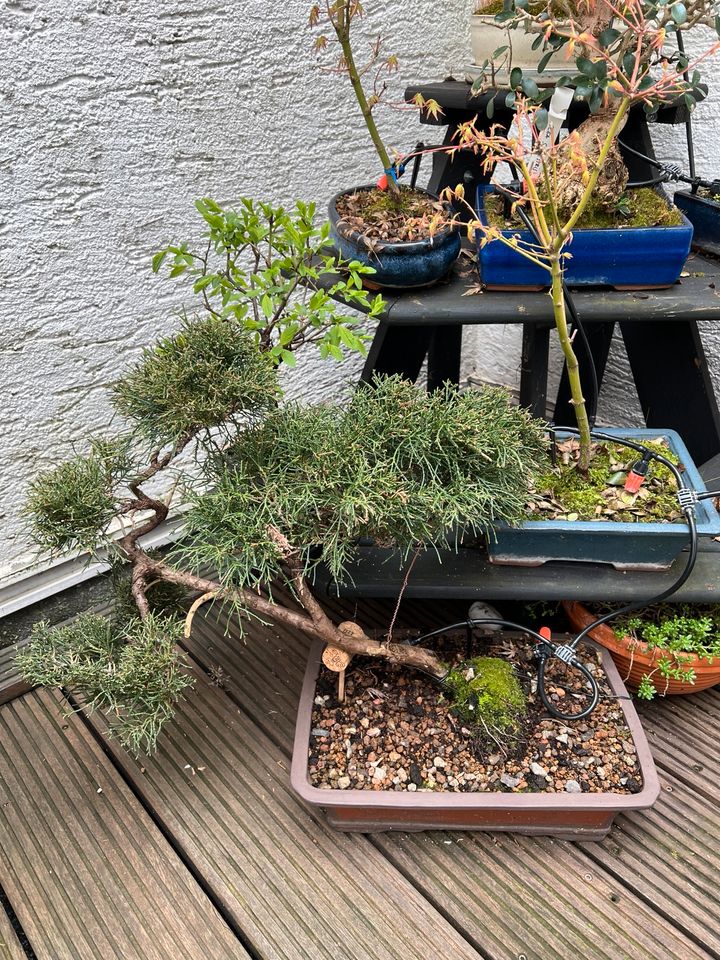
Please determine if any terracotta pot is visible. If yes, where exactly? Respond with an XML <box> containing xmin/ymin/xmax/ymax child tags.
<box><xmin>291</xmin><ymin>639</ymin><xmax>659</xmax><ymax>840</ymax></box>
<box><xmin>563</xmin><ymin>601</ymin><xmax>720</xmax><ymax>696</ymax></box>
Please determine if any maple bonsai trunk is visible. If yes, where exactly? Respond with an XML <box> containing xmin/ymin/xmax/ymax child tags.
<box><xmin>550</xmin><ymin>254</ymin><xmax>592</xmax><ymax>473</ymax></box>
<box><xmin>334</xmin><ymin>7</ymin><xmax>400</xmax><ymax>197</ymax></box>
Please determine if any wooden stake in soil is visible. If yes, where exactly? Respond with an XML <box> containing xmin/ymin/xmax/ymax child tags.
<box><xmin>322</xmin><ymin>645</ymin><xmax>352</xmax><ymax>703</ymax></box>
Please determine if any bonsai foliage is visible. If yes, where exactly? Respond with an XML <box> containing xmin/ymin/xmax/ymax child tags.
<box><xmin>309</xmin><ymin>1</ymin><xmax>441</xmax><ymax>192</ymax></box>
<box><xmin>23</xmin><ymin>244</ymin><xmax>545</xmax><ymax>751</ymax></box>
<box><xmin>17</xmin><ymin>614</ymin><xmax>189</xmax><ymax>756</ymax></box>
<box><xmin>20</xmin><ymin>195</ymin><xmax>389</xmax><ymax>753</ymax></box>
<box><xmin>153</xmin><ymin>196</ymin><xmax>384</xmax><ymax>365</ymax></box>
<box><xmin>179</xmin><ymin>376</ymin><xmax>546</xmax><ymax>586</ymax></box>
<box><xmin>446</xmin><ymin>0</ymin><xmax>720</xmax><ymax>470</ymax></box>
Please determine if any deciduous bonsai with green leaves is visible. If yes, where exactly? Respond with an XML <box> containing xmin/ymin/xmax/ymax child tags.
<box><xmin>448</xmin><ymin>0</ymin><xmax>720</xmax><ymax>471</ymax></box>
<box><xmin>20</xmin><ymin>195</ymin><xmax>545</xmax><ymax>753</ymax></box>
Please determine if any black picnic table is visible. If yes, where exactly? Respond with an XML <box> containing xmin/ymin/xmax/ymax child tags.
<box><xmin>316</xmin><ymin>80</ymin><xmax>720</xmax><ymax>601</ymax></box>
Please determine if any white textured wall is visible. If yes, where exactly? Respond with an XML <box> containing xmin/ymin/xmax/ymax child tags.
<box><xmin>2</xmin><ymin>1</ymin><xmax>720</xmax><ymax>583</ymax></box>
<box><xmin>0</xmin><ymin>0</ymin><xmax>466</xmax><ymax>581</ymax></box>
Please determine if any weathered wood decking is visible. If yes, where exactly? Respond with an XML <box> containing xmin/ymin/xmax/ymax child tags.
<box><xmin>0</xmin><ymin>597</ymin><xmax>719</xmax><ymax>960</ymax></box>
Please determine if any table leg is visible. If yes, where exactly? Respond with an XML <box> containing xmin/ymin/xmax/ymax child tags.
<box><xmin>620</xmin><ymin>320</ymin><xmax>720</xmax><ymax>465</ymax></box>
<box><xmin>553</xmin><ymin>321</ymin><xmax>616</xmax><ymax>426</ymax></box>
<box><xmin>519</xmin><ymin>325</ymin><xmax>551</xmax><ymax>418</ymax></box>
<box><xmin>359</xmin><ymin>321</ymin><xmax>433</xmax><ymax>385</ymax></box>
<box><xmin>427</xmin><ymin>324</ymin><xmax>462</xmax><ymax>390</ymax></box>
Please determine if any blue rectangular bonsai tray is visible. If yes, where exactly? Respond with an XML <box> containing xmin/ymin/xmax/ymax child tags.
<box><xmin>476</xmin><ymin>185</ymin><xmax>693</xmax><ymax>289</ymax></box>
<box><xmin>487</xmin><ymin>428</ymin><xmax>720</xmax><ymax>571</ymax></box>
<box><xmin>674</xmin><ymin>190</ymin><xmax>720</xmax><ymax>257</ymax></box>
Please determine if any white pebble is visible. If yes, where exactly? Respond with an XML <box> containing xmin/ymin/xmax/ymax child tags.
<box><xmin>530</xmin><ymin>762</ymin><xmax>548</xmax><ymax>778</ymax></box>
<box><xmin>433</xmin><ymin>756</ymin><xmax>446</xmax><ymax>768</ymax></box>
<box><xmin>565</xmin><ymin>780</ymin><xmax>582</xmax><ymax>793</ymax></box>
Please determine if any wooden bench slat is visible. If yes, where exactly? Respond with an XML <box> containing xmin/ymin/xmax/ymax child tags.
<box><xmin>0</xmin><ymin>906</ymin><xmax>24</xmax><ymax>960</ymax></box>
<box><xmin>83</xmin><ymin>668</ymin><xmax>481</xmax><ymax>960</ymax></box>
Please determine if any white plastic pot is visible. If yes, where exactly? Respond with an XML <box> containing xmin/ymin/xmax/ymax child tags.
<box><xmin>469</xmin><ymin>14</ymin><xmax>569</xmax><ymax>84</ymax></box>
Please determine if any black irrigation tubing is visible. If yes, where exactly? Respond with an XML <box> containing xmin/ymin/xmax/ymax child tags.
<box><xmin>401</xmin><ymin>434</ymin><xmax>701</xmax><ymax>722</ymax></box>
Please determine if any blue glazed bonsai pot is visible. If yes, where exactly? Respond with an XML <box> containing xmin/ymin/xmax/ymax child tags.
<box><xmin>329</xmin><ymin>185</ymin><xmax>461</xmax><ymax>290</ymax></box>
<box><xmin>476</xmin><ymin>185</ymin><xmax>693</xmax><ymax>290</ymax></box>
<box><xmin>487</xmin><ymin>428</ymin><xmax>720</xmax><ymax>571</ymax></box>
<box><xmin>674</xmin><ymin>190</ymin><xmax>720</xmax><ymax>253</ymax></box>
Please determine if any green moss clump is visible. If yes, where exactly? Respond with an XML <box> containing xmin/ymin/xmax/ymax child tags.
<box><xmin>531</xmin><ymin>439</ymin><xmax>681</xmax><ymax>523</ymax></box>
<box><xmin>485</xmin><ymin>188</ymin><xmax>683</xmax><ymax>231</ymax></box>
<box><xmin>444</xmin><ymin>656</ymin><xmax>526</xmax><ymax>740</ymax></box>
<box><xmin>475</xmin><ymin>0</ymin><xmax>568</xmax><ymax>17</ymax></box>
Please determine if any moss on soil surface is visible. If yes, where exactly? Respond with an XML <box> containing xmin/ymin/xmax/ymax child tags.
<box><xmin>444</xmin><ymin>656</ymin><xmax>527</xmax><ymax>737</ymax></box>
<box><xmin>529</xmin><ymin>437</ymin><xmax>682</xmax><ymax>523</ymax></box>
<box><xmin>485</xmin><ymin>187</ymin><xmax>683</xmax><ymax>231</ymax></box>
<box><xmin>475</xmin><ymin>0</ymin><xmax>569</xmax><ymax>16</ymax></box>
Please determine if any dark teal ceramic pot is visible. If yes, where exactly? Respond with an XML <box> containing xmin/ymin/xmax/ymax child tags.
<box><xmin>329</xmin><ymin>185</ymin><xmax>461</xmax><ymax>290</ymax></box>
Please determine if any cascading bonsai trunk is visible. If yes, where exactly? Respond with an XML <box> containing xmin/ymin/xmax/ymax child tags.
<box><xmin>19</xmin><ymin>193</ymin><xmax>546</xmax><ymax>754</ymax></box>
<box><xmin>447</xmin><ymin>0</ymin><xmax>720</xmax><ymax>469</ymax></box>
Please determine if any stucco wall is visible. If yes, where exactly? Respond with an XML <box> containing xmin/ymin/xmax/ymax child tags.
<box><xmin>1</xmin><ymin>1</ymin><xmax>719</xmax><ymax>583</ymax></box>
<box><xmin>0</xmin><ymin>0</ymin><xmax>467</xmax><ymax>581</ymax></box>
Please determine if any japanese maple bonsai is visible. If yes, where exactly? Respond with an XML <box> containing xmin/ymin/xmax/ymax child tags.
<box><xmin>310</xmin><ymin>1</ymin><xmax>461</xmax><ymax>287</ymax></box>
<box><xmin>19</xmin><ymin>195</ymin><xmax>545</xmax><ymax>754</ymax></box>
<box><xmin>448</xmin><ymin>0</ymin><xmax>720</xmax><ymax>471</ymax></box>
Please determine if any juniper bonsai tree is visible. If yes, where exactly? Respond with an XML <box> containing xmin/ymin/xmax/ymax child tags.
<box><xmin>20</xmin><ymin>197</ymin><xmax>546</xmax><ymax>753</ymax></box>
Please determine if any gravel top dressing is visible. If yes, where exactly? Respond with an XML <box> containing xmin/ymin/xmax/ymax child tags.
<box><xmin>309</xmin><ymin>636</ymin><xmax>643</xmax><ymax>796</ymax></box>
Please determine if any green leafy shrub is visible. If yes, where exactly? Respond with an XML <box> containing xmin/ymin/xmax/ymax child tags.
<box><xmin>153</xmin><ymin>197</ymin><xmax>383</xmax><ymax>366</ymax></box>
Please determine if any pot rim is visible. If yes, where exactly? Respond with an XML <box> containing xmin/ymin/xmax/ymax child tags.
<box><xmin>496</xmin><ymin>427</ymin><xmax>720</xmax><ymax>536</ymax></box>
<box><xmin>564</xmin><ymin>600</ymin><xmax>720</xmax><ymax>671</ymax></box>
<box><xmin>675</xmin><ymin>188</ymin><xmax>720</xmax><ymax>209</ymax></box>
<box><xmin>291</xmin><ymin>636</ymin><xmax>660</xmax><ymax>811</ymax></box>
<box><xmin>329</xmin><ymin>184</ymin><xmax>460</xmax><ymax>253</ymax></box>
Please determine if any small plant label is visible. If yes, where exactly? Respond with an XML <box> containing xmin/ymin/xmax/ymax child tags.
<box><xmin>322</xmin><ymin>645</ymin><xmax>352</xmax><ymax>702</ymax></box>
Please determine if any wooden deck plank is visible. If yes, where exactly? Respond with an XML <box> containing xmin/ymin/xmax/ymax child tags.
<box><xmin>83</xmin><ymin>668</ymin><xmax>482</xmax><ymax>960</ymax></box>
<box><xmin>0</xmin><ymin>690</ymin><xmax>245</xmax><ymax>960</ymax></box>
<box><xmin>0</xmin><ymin>906</ymin><xmax>24</xmax><ymax>960</ymax></box>
<box><xmin>580</xmin><ymin>737</ymin><xmax>720</xmax><ymax>956</ymax></box>
<box><xmin>0</xmin><ymin>643</ymin><xmax>28</xmax><ymax>707</ymax></box>
<box><xmin>184</xmin><ymin>603</ymin><xmax>715</xmax><ymax>960</ymax></box>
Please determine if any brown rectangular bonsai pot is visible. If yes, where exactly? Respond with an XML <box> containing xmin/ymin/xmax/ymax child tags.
<box><xmin>291</xmin><ymin>640</ymin><xmax>660</xmax><ymax>840</ymax></box>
